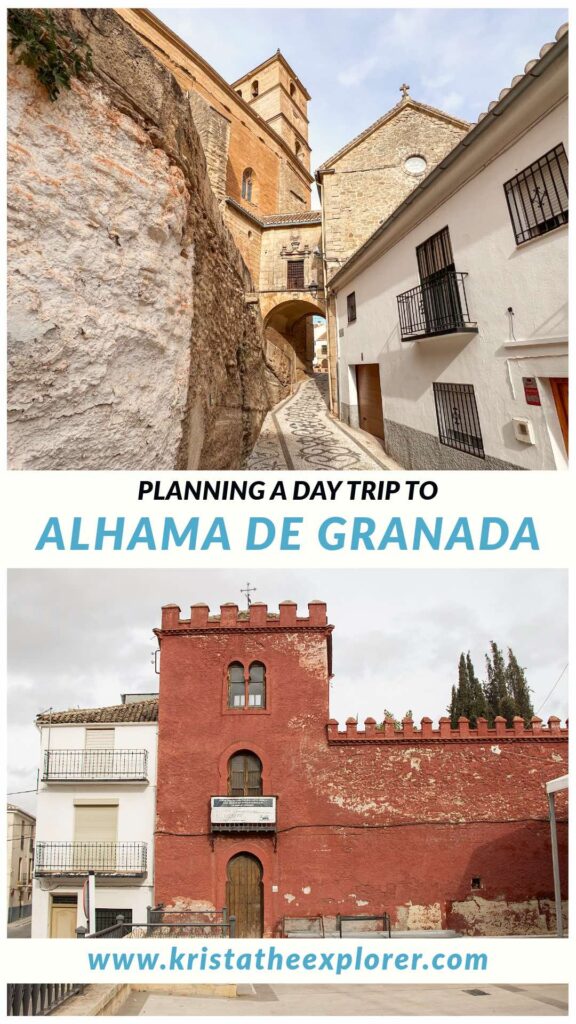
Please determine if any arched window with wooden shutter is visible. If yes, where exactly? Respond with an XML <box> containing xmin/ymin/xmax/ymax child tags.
<box><xmin>228</xmin><ymin>751</ymin><xmax>263</xmax><ymax>796</ymax></box>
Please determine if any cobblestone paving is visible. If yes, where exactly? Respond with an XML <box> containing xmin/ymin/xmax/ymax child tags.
<box><xmin>247</xmin><ymin>375</ymin><xmax>401</xmax><ymax>471</ymax></box>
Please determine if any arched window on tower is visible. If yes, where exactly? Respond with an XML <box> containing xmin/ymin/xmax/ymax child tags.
<box><xmin>290</xmin><ymin>81</ymin><xmax>296</xmax><ymax>98</ymax></box>
<box><xmin>236</xmin><ymin>89</ymin><xmax>242</xmax><ymax>98</ymax></box>
<box><xmin>295</xmin><ymin>140</ymin><xmax>301</xmax><ymax>159</ymax></box>
<box><xmin>248</xmin><ymin>662</ymin><xmax>266</xmax><ymax>708</ymax></box>
<box><xmin>242</xmin><ymin>168</ymin><xmax>254</xmax><ymax>203</ymax></box>
<box><xmin>228</xmin><ymin>751</ymin><xmax>263</xmax><ymax>796</ymax></box>
<box><xmin>228</xmin><ymin>662</ymin><xmax>245</xmax><ymax>708</ymax></box>
<box><xmin>251</xmin><ymin>79</ymin><xmax>259</xmax><ymax>98</ymax></box>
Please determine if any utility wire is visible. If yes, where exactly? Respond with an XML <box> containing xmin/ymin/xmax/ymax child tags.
<box><xmin>156</xmin><ymin>814</ymin><xmax>567</xmax><ymax>841</ymax></box>
<box><xmin>536</xmin><ymin>663</ymin><xmax>568</xmax><ymax>715</ymax></box>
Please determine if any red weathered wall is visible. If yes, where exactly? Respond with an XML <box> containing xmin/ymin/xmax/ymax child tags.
<box><xmin>154</xmin><ymin>602</ymin><xmax>568</xmax><ymax>936</ymax></box>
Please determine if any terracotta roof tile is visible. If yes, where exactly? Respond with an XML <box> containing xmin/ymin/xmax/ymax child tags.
<box><xmin>261</xmin><ymin>210</ymin><xmax>322</xmax><ymax>226</ymax></box>
<box><xmin>36</xmin><ymin>697</ymin><xmax>159</xmax><ymax>725</ymax></box>
<box><xmin>474</xmin><ymin>23</ymin><xmax>567</xmax><ymax>123</ymax></box>
<box><xmin>225</xmin><ymin>197</ymin><xmax>321</xmax><ymax>228</ymax></box>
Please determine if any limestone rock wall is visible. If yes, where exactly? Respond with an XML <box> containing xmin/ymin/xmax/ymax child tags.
<box><xmin>7</xmin><ymin>9</ymin><xmax>274</xmax><ymax>469</ymax></box>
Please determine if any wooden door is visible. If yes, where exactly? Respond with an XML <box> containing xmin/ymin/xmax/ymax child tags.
<box><xmin>50</xmin><ymin>897</ymin><xmax>77</xmax><ymax>937</ymax></box>
<box><xmin>356</xmin><ymin>364</ymin><xmax>385</xmax><ymax>441</ymax></box>
<box><xmin>550</xmin><ymin>378</ymin><xmax>568</xmax><ymax>453</ymax></box>
<box><xmin>226</xmin><ymin>854</ymin><xmax>263</xmax><ymax>938</ymax></box>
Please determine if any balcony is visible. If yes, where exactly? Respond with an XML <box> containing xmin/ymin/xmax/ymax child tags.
<box><xmin>34</xmin><ymin>841</ymin><xmax>147</xmax><ymax>877</ymax></box>
<box><xmin>397</xmin><ymin>271</ymin><xmax>478</xmax><ymax>342</ymax></box>
<box><xmin>42</xmin><ymin>749</ymin><xmax>148</xmax><ymax>783</ymax></box>
<box><xmin>210</xmin><ymin>796</ymin><xmax>277</xmax><ymax>833</ymax></box>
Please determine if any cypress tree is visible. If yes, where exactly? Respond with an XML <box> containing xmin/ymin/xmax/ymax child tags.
<box><xmin>506</xmin><ymin>648</ymin><xmax>534</xmax><ymax>724</ymax></box>
<box><xmin>466</xmin><ymin>652</ymin><xmax>487</xmax><ymax>727</ymax></box>
<box><xmin>448</xmin><ymin>684</ymin><xmax>459</xmax><ymax>727</ymax></box>
<box><xmin>484</xmin><ymin>641</ymin><xmax>508</xmax><ymax>725</ymax></box>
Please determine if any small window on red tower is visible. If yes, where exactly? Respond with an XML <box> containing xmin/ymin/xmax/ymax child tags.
<box><xmin>228</xmin><ymin>751</ymin><xmax>262</xmax><ymax>796</ymax></box>
<box><xmin>228</xmin><ymin>662</ymin><xmax>245</xmax><ymax>708</ymax></box>
<box><xmin>248</xmin><ymin>662</ymin><xmax>266</xmax><ymax>708</ymax></box>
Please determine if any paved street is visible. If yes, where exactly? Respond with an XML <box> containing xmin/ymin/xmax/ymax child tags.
<box><xmin>7</xmin><ymin>914</ymin><xmax>31</xmax><ymax>938</ymax></box>
<box><xmin>118</xmin><ymin>983</ymin><xmax>568</xmax><ymax>1016</ymax></box>
<box><xmin>247</xmin><ymin>375</ymin><xmax>401</xmax><ymax>471</ymax></box>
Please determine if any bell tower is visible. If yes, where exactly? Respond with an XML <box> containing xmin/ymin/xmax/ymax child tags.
<box><xmin>232</xmin><ymin>51</ymin><xmax>312</xmax><ymax>173</ymax></box>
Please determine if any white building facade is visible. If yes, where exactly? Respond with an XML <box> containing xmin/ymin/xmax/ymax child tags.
<box><xmin>31</xmin><ymin>698</ymin><xmax>158</xmax><ymax>938</ymax></box>
<box><xmin>7</xmin><ymin>804</ymin><xmax>35</xmax><ymax>923</ymax></box>
<box><xmin>331</xmin><ymin>26</ymin><xmax>568</xmax><ymax>471</ymax></box>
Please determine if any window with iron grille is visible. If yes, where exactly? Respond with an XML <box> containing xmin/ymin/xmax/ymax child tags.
<box><xmin>433</xmin><ymin>382</ymin><xmax>485</xmax><ymax>459</ymax></box>
<box><xmin>504</xmin><ymin>144</ymin><xmax>568</xmax><ymax>245</ymax></box>
<box><xmin>228</xmin><ymin>752</ymin><xmax>263</xmax><ymax>797</ymax></box>
<box><xmin>95</xmin><ymin>908</ymin><xmax>133</xmax><ymax>932</ymax></box>
<box><xmin>287</xmin><ymin>259</ymin><xmax>304</xmax><ymax>289</ymax></box>
<box><xmin>347</xmin><ymin>291</ymin><xmax>357</xmax><ymax>323</ymax></box>
<box><xmin>416</xmin><ymin>226</ymin><xmax>454</xmax><ymax>281</ymax></box>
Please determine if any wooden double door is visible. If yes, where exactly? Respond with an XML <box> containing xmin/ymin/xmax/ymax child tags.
<box><xmin>226</xmin><ymin>853</ymin><xmax>263</xmax><ymax>938</ymax></box>
<box><xmin>356</xmin><ymin>364</ymin><xmax>385</xmax><ymax>441</ymax></box>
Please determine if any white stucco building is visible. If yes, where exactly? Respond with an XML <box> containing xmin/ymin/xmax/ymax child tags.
<box><xmin>7</xmin><ymin>804</ymin><xmax>35</xmax><ymax>923</ymax></box>
<box><xmin>330</xmin><ymin>25</ymin><xmax>568</xmax><ymax>471</ymax></box>
<box><xmin>31</xmin><ymin>696</ymin><xmax>158</xmax><ymax>938</ymax></box>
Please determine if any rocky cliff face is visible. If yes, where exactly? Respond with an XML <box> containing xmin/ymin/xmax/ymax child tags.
<box><xmin>7</xmin><ymin>9</ymin><xmax>274</xmax><ymax>469</ymax></box>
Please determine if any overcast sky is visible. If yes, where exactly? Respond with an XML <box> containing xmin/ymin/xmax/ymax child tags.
<box><xmin>151</xmin><ymin>6</ymin><xmax>567</xmax><ymax>189</ymax></box>
<box><xmin>7</xmin><ymin>570</ymin><xmax>568</xmax><ymax>817</ymax></box>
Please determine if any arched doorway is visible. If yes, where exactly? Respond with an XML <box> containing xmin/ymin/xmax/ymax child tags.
<box><xmin>226</xmin><ymin>853</ymin><xmax>263</xmax><ymax>937</ymax></box>
<box><xmin>262</xmin><ymin>299</ymin><xmax>326</xmax><ymax>402</ymax></box>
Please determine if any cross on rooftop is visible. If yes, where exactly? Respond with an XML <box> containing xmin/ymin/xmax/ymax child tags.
<box><xmin>241</xmin><ymin>582</ymin><xmax>257</xmax><ymax>608</ymax></box>
<box><xmin>400</xmin><ymin>83</ymin><xmax>410</xmax><ymax>99</ymax></box>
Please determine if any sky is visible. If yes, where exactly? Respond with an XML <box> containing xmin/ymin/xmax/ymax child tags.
<box><xmin>151</xmin><ymin>7</ymin><xmax>567</xmax><ymax>179</ymax></box>
<box><xmin>7</xmin><ymin>569</ymin><xmax>568</xmax><ymax>817</ymax></box>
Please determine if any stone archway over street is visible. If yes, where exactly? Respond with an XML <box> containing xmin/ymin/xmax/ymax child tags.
<box><xmin>261</xmin><ymin>296</ymin><xmax>326</xmax><ymax>404</ymax></box>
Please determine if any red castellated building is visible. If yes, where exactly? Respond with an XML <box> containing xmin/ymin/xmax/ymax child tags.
<box><xmin>153</xmin><ymin>600</ymin><xmax>568</xmax><ymax>938</ymax></box>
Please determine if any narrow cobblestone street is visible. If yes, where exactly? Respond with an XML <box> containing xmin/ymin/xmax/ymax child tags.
<box><xmin>247</xmin><ymin>375</ymin><xmax>401</xmax><ymax>471</ymax></box>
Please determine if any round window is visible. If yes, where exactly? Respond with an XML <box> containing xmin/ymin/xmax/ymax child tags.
<box><xmin>405</xmin><ymin>155</ymin><xmax>427</xmax><ymax>175</ymax></box>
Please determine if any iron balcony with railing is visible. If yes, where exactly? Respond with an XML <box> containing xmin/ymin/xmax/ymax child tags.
<box><xmin>42</xmin><ymin>749</ymin><xmax>149</xmax><ymax>782</ymax></box>
<box><xmin>34</xmin><ymin>841</ymin><xmax>147</xmax><ymax>877</ymax></box>
<box><xmin>397</xmin><ymin>271</ymin><xmax>478</xmax><ymax>342</ymax></box>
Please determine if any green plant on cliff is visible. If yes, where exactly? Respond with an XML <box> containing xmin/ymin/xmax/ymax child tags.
<box><xmin>8</xmin><ymin>9</ymin><xmax>93</xmax><ymax>101</ymax></box>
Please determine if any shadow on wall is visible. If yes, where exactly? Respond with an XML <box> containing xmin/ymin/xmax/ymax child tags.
<box><xmin>446</xmin><ymin>819</ymin><xmax>568</xmax><ymax>935</ymax></box>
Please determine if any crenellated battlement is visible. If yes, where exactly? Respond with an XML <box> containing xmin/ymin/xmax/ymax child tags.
<box><xmin>327</xmin><ymin>714</ymin><xmax>568</xmax><ymax>743</ymax></box>
<box><xmin>156</xmin><ymin>600</ymin><xmax>330</xmax><ymax>633</ymax></box>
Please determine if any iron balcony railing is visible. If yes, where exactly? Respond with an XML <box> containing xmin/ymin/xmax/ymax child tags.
<box><xmin>34</xmin><ymin>841</ymin><xmax>147</xmax><ymax>876</ymax></box>
<box><xmin>42</xmin><ymin>749</ymin><xmax>148</xmax><ymax>782</ymax></box>
<box><xmin>82</xmin><ymin>907</ymin><xmax>236</xmax><ymax>939</ymax></box>
<box><xmin>7</xmin><ymin>984</ymin><xmax>85</xmax><ymax>1016</ymax></box>
<box><xmin>397</xmin><ymin>271</ymin><xmax>477</xmax><ymax>341</ymax></box>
